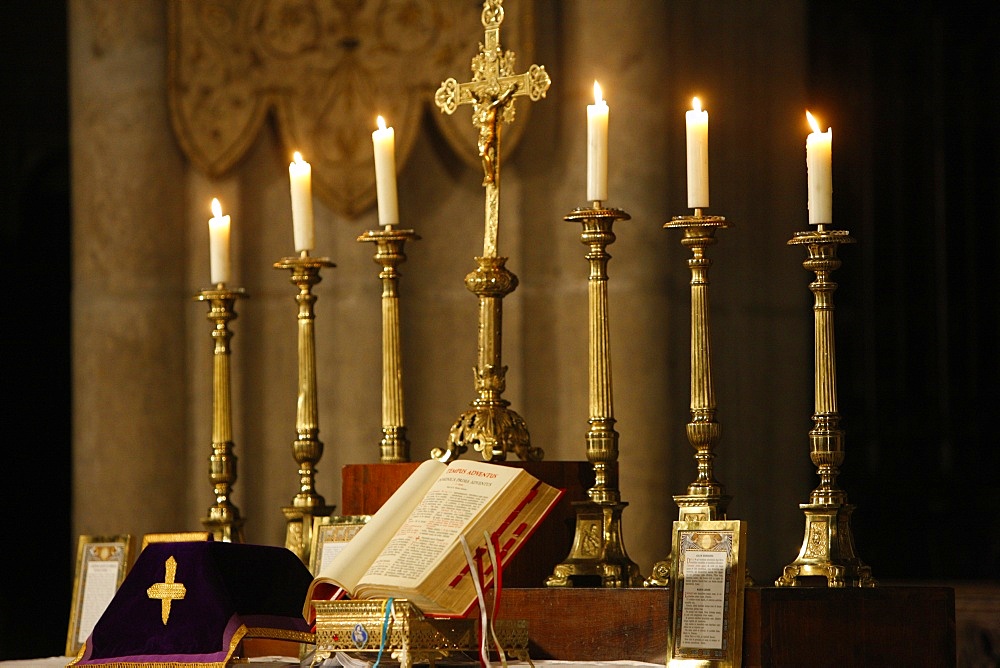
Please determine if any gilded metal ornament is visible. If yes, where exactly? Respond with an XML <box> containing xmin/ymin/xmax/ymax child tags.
<box><xmin>311</xmin><ymin>599</ymin><xmax>529</xmax><ymax>668</ymax></box>
<box><xmin>358</xmin><ymin>228</ymin><xmax>420</xmax><ymax>463</ymax></box>
<box><xmin>547</xmin><ymin>205</ymin><xmax>643</xmax><ymax>588</ymax></box>
<box><xmin>647</xmin><ymin>211</ymin><xmax>734</xmax><ymax>588</ymax></box>
<box><xmin>431</xmin><ymin>0</ymin><xmax>549</xmax><ymax>462</ymax></box>
<box><xmin>776</xmin><ymin>228</ymin><xmax>876</xmax><ymax>588</ymax></box>
<box><xmin>432</xmin><ymin>257</ymin><xmax>542</xmax><ymax>462</ymax></box>
<box><xmin>274</xmin><ymin>253</ymin><xmax>336</xmax><ymax>561</ymax></box>
<box><xmin>433</xmin><ymin>0</ymin><xmax>550</xmax><ymax>257</ymax></box>
<box><xmin>196</xmin><ymin>286</ymin><xmax>248</xmax><ymax>543</ymax></box>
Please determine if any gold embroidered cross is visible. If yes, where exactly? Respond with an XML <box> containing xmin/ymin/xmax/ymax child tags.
<box><xmin>146</xmin><ymin>556</ymin><xmax>187</xmax><ymax>624</ymax></box>
<box><xmin>434</xmin><ymin>0</ymin><xmax>550</xmax><ymax>257</ymax></box>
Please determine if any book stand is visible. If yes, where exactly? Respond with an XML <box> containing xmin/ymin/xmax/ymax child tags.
<box><xmin>311</xmin><ymin>599</ymin><xmax>529</xmax><ymax>668</ymax></box>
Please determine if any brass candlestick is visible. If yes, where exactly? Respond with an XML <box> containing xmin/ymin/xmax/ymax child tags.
<box><xmin>274</xmin><ymin>252</ymin><xmax>336</xmax><ymax>562</ymax></box>
<box><xmin>647</xmin><ymin>209</ymin><xmax>733</xmax><ymax>587</ymax></box>
<box><xmin>546</xmin><ymin>203</ymin><xmax>643</xmax><ymax>588</ymax></box>
<box><xmin>431</xmin><ymin>0</ymin><xmax>549</xmax><ymax>462</ymax></box>
<box><xmin>196</xmin><ymin>285</ymin><xmax>247</xmax><ymax>543</ymax></box>
<box><xmin>358</xmin><ymin>227</ymin><xmax>419</xmax><ymax>463</ymax></box>
<box><xmin>776</xmin><ymin>228</ymin><xmax>876</xmax><ymax>587</ymax></box>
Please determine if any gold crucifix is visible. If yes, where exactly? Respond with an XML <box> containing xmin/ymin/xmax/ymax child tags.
<box><xmin>434</xmin><ymin>0</ymin><xmax>551</xmax><ymax>257</ymax></box>
<box><xmin>146</xmin><ymin>556</ymin><xmax>187</xmax><ymax>624</ymax></box>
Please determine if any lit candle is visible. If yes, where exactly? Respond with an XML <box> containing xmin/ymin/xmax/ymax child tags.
<box><xmin>805</xmin><ymin>110</ymin><xmax>833</xmax><ymax>226</ymax></box>
<box><xmin>289</xmin><ymin>151</ymin><xmax>314</xmax><ymax>252</ymax></box>
<box><xmin>587</xmin><ymin>81</ymin><xmax>609</xmax><ymax>202</ymax></box>
<box><xmin>372</xmin><ymin>116</ymin><xmax>399</xmax><ymax>228</ymax></box>
<box><xmin>685</xmin><ymin>96</ymin><xmax>709</xmax><ymax>208</ymax></box>
<box><xmin>208</xmin><ymin>197</ymin><xmax>231</xmax><ymax>285</ymax></box>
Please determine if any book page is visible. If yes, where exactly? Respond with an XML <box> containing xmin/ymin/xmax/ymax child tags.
<box><xmin>359</xmin><ymin>461</ymin><xmax>522</xmax><ymax>587</ymax></box>
<box><xmin>313</xmin><ymin>459</ymin><xmax>445</xmax><ymax>594</ymax></box>
<box><xmin>678</xmin><ymin>549</ymin><xmax>728</xmax><ymax>649</ymax></box>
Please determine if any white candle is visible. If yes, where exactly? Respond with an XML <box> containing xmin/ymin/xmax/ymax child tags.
<box><xmin>289</xmin><ymin>151</ymin><xmax>314</xmax><ymax>252</ymax></box>
<box><xmin>805</xmin><ymin>111</ymin><xmax>833</xmax><ymax>226</ymax></box>
<box><xmin>686</xmin><ymin>96</ymin><xmax>709</xmax><ymax>208</ymax></box>
<box><xmin>587</xmin><ymin>81</ymin><xmax>609</xmax><ymax>202</ymax></box>
<box><xmin>208</xmin><ymin>197</ymin><xmax>231</xmax><ymax>285</ymax></box>
<box><xmin>372</xmin><ymin>116</ymin><xmax>399</xmax><ymax>228</ymax></box>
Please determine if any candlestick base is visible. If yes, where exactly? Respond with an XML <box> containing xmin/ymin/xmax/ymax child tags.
<box><xmin>202</xmin><ymin>510</ymin><xmax>245</xmax><ymax>544</ymax></box>
<box><xmin>644</xmin><ymin>496</ymin><xmax>731</xmax><ymax>587</ymax></box>
<box><xmin>379</xmin><ymin>426</ymin><xmax>410</xmax><ymax>464</ymax></box>
<box><xmin>776</xmin><ymin>504</ymin><xmax>875</xmax><ymax>587</ymax></box>
<box><xmin>438</xmin><ymin>387</ymin><xmax>537</xmax><ymax>463</ymax></box>
<box><xmin>283</xmin><ymin>504</ymin><xmax>335</xmax><ymax>565</ymax></box>
<box><xmin>545</xmin><ymin>499</ymin><xmax>644</xmax><ymax>588</ymax></box>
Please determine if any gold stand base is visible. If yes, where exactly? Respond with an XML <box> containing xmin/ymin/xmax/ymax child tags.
<box><xmin>283</xmin><ymin>504</ymin><xmax>335</xmax><ymax>564</ymax></box>
<box><xmin>546</xmin><ymin>500</ymin><xmax>643</xmax><ymax>588</ymax></box>
<box><xmin>379</xmin><ymin>425</ymin><xmax>410</xmax><ymax>463</ymax></box>
<box><xmin>776</xmin><ymin>503</ymin><xmax>876</xmax><ymax>588</ymax></box>
<box><xmin>672</xmin><ymin>493</ymin><xmax>732</xmax><ymax>522</ymax></box>
<box><xmin>201</xmin><ymin>511</ymin><xmax>245</xmax><ymax>543</ymax></box>
<box><xmin>645</xmin><ymin>494</ymin><xmax>732</xmax><ymax>587</ymax></box>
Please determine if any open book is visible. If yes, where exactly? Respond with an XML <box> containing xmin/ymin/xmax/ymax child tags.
<box><xmin>304</xmin><ymin>459</ymin><xmax>564</xmax><ymax>618</ymax></box>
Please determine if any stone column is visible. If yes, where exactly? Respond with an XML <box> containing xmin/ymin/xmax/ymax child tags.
<box><xmin>70</xmin><ymin>0</ymin><xmax>189</xmax><ymax>539</ymax></box>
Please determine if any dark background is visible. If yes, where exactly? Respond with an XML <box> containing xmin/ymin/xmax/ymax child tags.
<box><xmin>1</xmin><ymin>0</ymin><xmax>73</xmax><ymax>660</ymax></box>
<box><xmin>810</xmin><ymin>3</ymin><xmax>1000</xmax><ymax>583</ymax></box>
<box><xmin>1</xmin><ymin>1</ymin><xmax>997</xmax><ymax>659</ymax></box>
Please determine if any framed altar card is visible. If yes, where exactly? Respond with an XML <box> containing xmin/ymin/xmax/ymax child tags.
<box><xmin>65</xmin><ymin>534</ymin><xmax>132</xmax><ymax>658</ymax></box>
<box><xmin>667</xmin><ymin>520</ymin><xmax>747</xmax><ymax>668</ymax></box>
<box><xmin>309</xmin><ymin>515</ymin><xmax>371</xmax><ymax>576</ymax></box>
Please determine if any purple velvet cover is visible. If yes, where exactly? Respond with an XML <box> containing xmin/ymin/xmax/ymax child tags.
<box><xmin>70</xmin><ymin>541</ymin><xmax>313</xmax><ymax>666</ymax></box>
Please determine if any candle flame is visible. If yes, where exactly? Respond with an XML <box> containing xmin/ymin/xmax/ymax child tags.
<box><xmin>377</xmin><ymin>115</ymin><xmax>387</xmax><ymax>131</ymax></box>
<box><xmin>806</xmin><ymin>110</ymin><xmax>822</xmax><ymax>134</ymax></box>
<box><xmin>211</xmin><ymin>197</ymin><xmax>222</xmax><ymax>218</ymax></box>
<box><xmin>293</xmin><ymin>151</ymin><xmax>304</xmax><ymax>164</ymax></box>
<box><xmin>692</xmin><ymin>97</ymin><xmax>702</xmax><ymax>112</ymax></box>
<box><xmin>593</xmin><ymin>81</ymin><xmax>603</xmax><ymax>105</ymax></box>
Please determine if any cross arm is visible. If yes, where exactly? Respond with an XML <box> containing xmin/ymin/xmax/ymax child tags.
<box><xmin>434</xmin><ymin>65</ymin><xmax>551</xmax><ymax>116</ymax></box>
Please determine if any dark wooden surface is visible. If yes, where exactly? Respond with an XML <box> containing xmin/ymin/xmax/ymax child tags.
<box><xmin>496</xmin><ymin>586</ymin><xmax>956</xmax><ymax>666</ymax></box>
<box><xmin>743</xmin><ymin>586</ymin><xmax>956</xmax><ymax>668</ymax></box>
<box><xmin>341</xmin><ymin>461</ymin><xmax>603</xmax><ymax>589</ymax></box>
<box><xmin>500</xmin><ymin>588</ymin><xmax>671</xmax><ymax>662</ymax></box>
<box><xmin>950</xmin><ymin>581</ymin><xmax>1000</xmax><ymax>666</ymax></box>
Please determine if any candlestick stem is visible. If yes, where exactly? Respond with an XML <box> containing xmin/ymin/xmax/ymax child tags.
<box><xmin>547</xmin><ymin>205</ymin><xmax>643</xmax><ymax>588</ymax></box>
<box><xmin>432</xmin><ymin>256</ymin><xmax>541</xmax><ymax>462</ymax></box>
<box><xmin>646</xmin><ymin>212</ymin><xmax>733</xmax><ymax>587</ymax></box>
<box><xmin>776</xmin><ymin>228</ymin><xmax>876</xmax><ymax>587</ymax></box>
<box><xmin>359</xmin><ymin>228</ymin><xmax>420</xmax><ymax>463</ymax></box>
<box><xmin>274</xmin><ymin>254</ymin><xmax>336</xmax><ymax>562</ymax></box>
<box><xmin>196</xmin><ymin>287</ymin><xmax>247</xmax><ymax>543</ymax></box>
